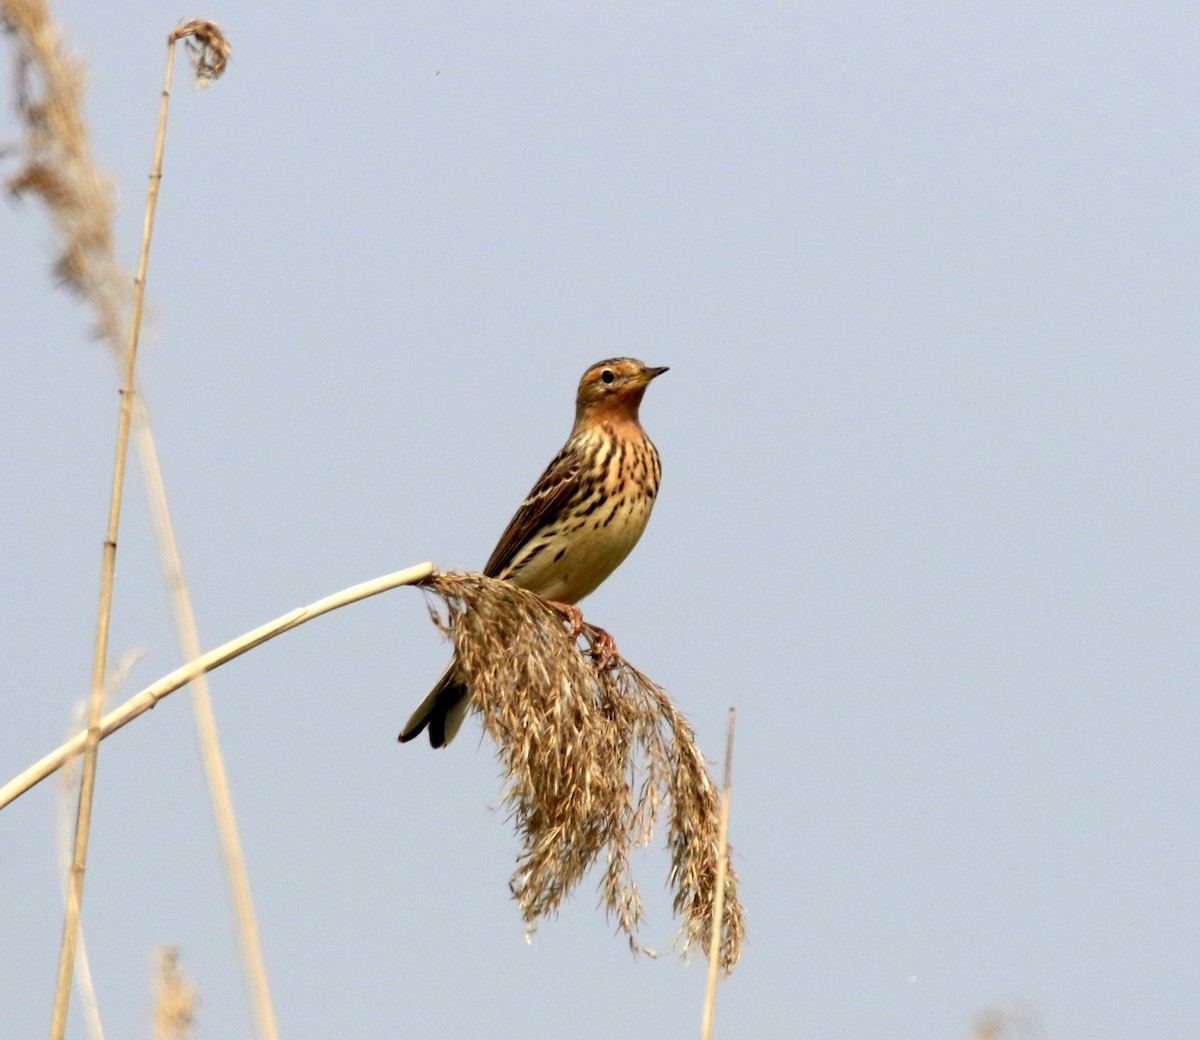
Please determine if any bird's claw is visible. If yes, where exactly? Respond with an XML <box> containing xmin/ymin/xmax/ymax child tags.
<box><xmin>546</xmin><ymin>600</ymin><xmax>619</xmax><ymax>667</ymax></box>
<box><xmin>546</xmin><ymin>600</ymin><xmax>585</xmax><ymax>639</ymax></box>
<box><xmin>587</xmin><ymin>625</ymin><xmax>619</xmax><ymax>668</ymax></box>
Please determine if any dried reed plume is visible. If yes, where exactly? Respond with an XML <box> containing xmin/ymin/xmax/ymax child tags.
<box><xmin>3</xmin><ymin>0</ymin><xmax>128</xmax><ymax>346</ymax></box>
<box><xmin>422</xmin><ymin>571</ymin><xmax>744</xmax><ymax>973</ymax></box>
<box><xmin>152</xmin><ymin>948</ymin><xmax>196</xmax><ymax>1040</ymax></box>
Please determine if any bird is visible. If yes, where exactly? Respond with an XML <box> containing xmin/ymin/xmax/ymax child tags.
<box><xmin>399</xmin><ymin>357</ymin><xmax>668</xmax><ymax>748</ymax></box>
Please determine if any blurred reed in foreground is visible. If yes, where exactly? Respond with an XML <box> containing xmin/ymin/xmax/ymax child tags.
<box><xmin>4</xmin><ymin>0</ymin><xmax>128</xmax><ymax>345</ymax></box>
<box><xmin>152</xmin><ymin>948</ymin><xmax>195</xmax><ymax>1040</ymax></box>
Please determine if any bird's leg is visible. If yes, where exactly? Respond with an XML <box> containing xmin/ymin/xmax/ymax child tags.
<box><xmin>545</xmin><ymin>600</ymin><xmax>585</xmax><ymax>639</ymax></box>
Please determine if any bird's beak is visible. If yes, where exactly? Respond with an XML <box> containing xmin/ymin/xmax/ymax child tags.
<box><xmin>641</xmin><ymin>365</ymin><xmax>669</xmax><ymax>382</ymax></box>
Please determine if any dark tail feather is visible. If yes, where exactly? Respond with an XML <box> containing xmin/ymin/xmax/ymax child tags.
<box><xmin>398</xmin><ymin>664</ymin><xmax>470</xmax><ymax>748</ymax></box>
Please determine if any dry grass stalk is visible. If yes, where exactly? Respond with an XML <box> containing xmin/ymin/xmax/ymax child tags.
<box><xmin>152</xmin><ymin>948</ymin><xmax>196</xmax><ymax>1040</ymax></box>
<box><xmin>56</xmin><ymin>695</ymin><xmax>118</xmax><ymax>1040</ymax></box>
<box><xmin>134</xmin><ymin>392</ymin><xmax>280</xmax><ymax>1040</ymax></box>
<box><xmin>700</xmin><ymin>708</ymin><xmax>736</xmax><ymax>1039</ymax></box>
<box><xmin>41</xmin><ymin>20</ymin><xmax>210</xmax><ymax>1037</ymax></box>
<box><xmin>57</xmin><ymin>755</ymin><xmax>106</xmax><ymax>1040</ymax></box>
<box><xmin>0</xmin><ymin>12</ymin><xmax>244</xmax><ymax>1037</ymax></box>
<box><xmin>55</xmin><ymin>654</ymin><xmax>143</xmax><ymax>1040</ymax></box>
<box><xmin>422</xmin><ymin>571</ymin><xmax>744</xmax><ymax>972</ymax></box>
<box><xmin>0</xmin><ymin>562</ymin><xmax>438</xmax><ymax>811</ymax></box>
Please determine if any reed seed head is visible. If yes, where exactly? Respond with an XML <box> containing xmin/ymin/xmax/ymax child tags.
<box><xmin>422</xmin><ymin>570</ymin><xmax>744</xmax><ymax>972</ymax></box>
<box><xmin>170</xmin><ymin>20</ymin><xmax>229</xmax><ymax>85</ymax></box>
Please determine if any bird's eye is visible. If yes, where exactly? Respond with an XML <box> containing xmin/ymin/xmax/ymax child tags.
<box><xmin>600</xmin><ymin>369</ymin><xmax>615</xmax><ymax>384</ymax></box>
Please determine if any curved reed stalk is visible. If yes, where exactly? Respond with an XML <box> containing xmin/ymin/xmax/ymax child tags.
<box><xmin>0</xmin><ymin>563</ymin><xmax>436</xmax><ymax>811</ymax></box>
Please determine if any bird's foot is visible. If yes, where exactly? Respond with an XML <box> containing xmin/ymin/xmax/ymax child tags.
<box><xmin>545</xmin><ymin>601</ymin><xmax>619</xmax><ymax>667</ymax></box>
<box><xmin>585</xmin><ymin>623</ymin><xmax>619</xmax><ymax>668</ymax></box>
<box><xmin>546</xmin><ymin>600</ymin><xmax>585</xmax><ymax>639</ymax></box>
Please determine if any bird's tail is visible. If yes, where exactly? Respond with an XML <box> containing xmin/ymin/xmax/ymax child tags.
<box><xmin>398</xmin><ymin>663</ymin><xmax>470</xmax><ymax>748</ymax></box>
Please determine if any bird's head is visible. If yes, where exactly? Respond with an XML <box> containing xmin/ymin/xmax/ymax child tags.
<box><xmin>574</xmin><ymin>357</ymin><xmax>669</xmax><ymax>427</ymax></box>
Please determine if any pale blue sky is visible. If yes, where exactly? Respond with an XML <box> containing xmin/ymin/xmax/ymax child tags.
<box><xmin>2</xmin><ymin>2</ymin><xmax>1198</xmax><ymax>1038</ymax></box>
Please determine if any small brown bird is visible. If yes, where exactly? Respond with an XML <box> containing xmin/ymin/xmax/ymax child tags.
<box><xmin>399</xmin><ymin>357</ymin><xmax>668</xmax><ymax>747</ymax></box>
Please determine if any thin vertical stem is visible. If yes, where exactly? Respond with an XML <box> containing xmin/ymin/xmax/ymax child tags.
<box><xmin>49</xmin><ymin>38</ymin><xmax>178</xmax><ymax>1040</ymax></box>
<box><xmin>700</xmin><ymin>708</ymin><xmax>736</xmax><ymax>1040</ymax></box>
<box><xmin>134</xmin><ymin>393</ymin><xmax>280</xmax><ymax>1040</ymax></box>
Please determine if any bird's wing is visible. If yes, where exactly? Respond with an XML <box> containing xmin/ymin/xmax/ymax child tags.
<box><xmin>483</xmin><ymin>442</ymin><xmax>582</xmax><ymax>580</ymax></box>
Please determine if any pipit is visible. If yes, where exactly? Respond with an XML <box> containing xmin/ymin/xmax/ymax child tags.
<box><xmin>400</xmin><ymin>357</ymin><xmax>668</xmax><ymax>747</ymax></box>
